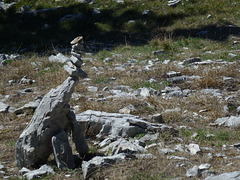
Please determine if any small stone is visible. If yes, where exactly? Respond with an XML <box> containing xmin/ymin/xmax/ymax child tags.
<box><xmin>119</xmin><ymin>104</ymin><xmax>137</xmax><ymax>114</ymax></box>
<box><xmin>187</xmin><ymin>143</ymin><xmax>201</xmax><ymax>155</ymax></box>
<box><xmin>152</xmin><ymin>50</ymin><xmax>164</xmax><ymax>56</ymax></box>
<box><xmin>0</xmin><ymin>102</ymin><xmax>9</xmax><ymax>113</ymax></box>
<box><xmin>150</xmin><ymin>114</ymin><xmax>163</xmax><ymax>123</ymax></box>
<box><xmin>70</xmin><ymin>56</ymin><xmax>83</xmax><ymax>67</ymax></box>
<box><xmin>70</xmin><ymin>36</ymin><xmax>83</xmax><ymax>45</ymax></box>
<box><xmin>87</xmin><ymin>86</ymin><xmax>98</xmax><ymax>92</ymax></box>
<box><xmin>19</xmin><ymin>167</ymin><xmax>30</xmax><ymax>175</ymax></box>
<box><xmin>64</xmin><ymin>65</ymin><xmax>87</xmax><ymax>78</ymax></box>
<box><xmin>158</xmin><ymin>148</ymin><xmax>175</xmax><ymax>155</ymax></box>
<box><xmin>183</xmin><ymin>57</ymin><xmax>201</xmax><ymax>65</ymax></box>
<box><xmin>104</xmin><ymin>57</ymin><xmax>114</xmax><ymax>63</ymax></box>
<box><xmin>199</xmin><ymin>163</ymin><xmax>211</xmax><ymax>171</ymax></box>
<box><xmin>186</xmin><ymin>166</ymin><xmax>200</xmax><ymax>178</ymax></box>
<box><xmin>228</xmin><ymin>53</ymin><xmax>237</xmax><ymax>58</ymax></box>
<box><xmin>167</xmin><ymin>71</ymin><xmax>181</xmax><ymax>78</ymax></box>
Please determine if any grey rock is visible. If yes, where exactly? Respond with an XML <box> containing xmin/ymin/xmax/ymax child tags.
<box><xmin>139</xmin><ymin>133</ymin><xmax>159</xmax><ymax>143</ymax></box>
<box><xmin>64</xmin><ymin>65</ymin><xmax>87</xmax><ymax>78</ymax></box>
<box><xmin>205</xmin><ymin>171</ymin><xmax>240</xmax><ymax>180</ymax></box>
<box><xmin>150</xmin><ymin>114</ymin><xmax>163</xmax><ymax>123</ymax></box>
<box><xmin>199</xmin><ymin>164</ymin><xmax>211</xmax><ymax>171</ymax></box>
<box><xmin>23</xmin><ymin>164</ymin><xmax>54</xmax><ymax>180</ymax></box>
<box><xmin>15</xmin><ymin>76</ymin><xmax>88</xmax><ymax>168</ymax></box>
<box><xmin>159</xmin><ymin>148</ymin><xmax>176</xmax><ymax>155</ymax></box>
<box><xmin>59</xmin><ymin>13</ymin><xmax>84</xmax><ymax>23</ymax></box>
<box><xmin>152</xmin><ymin>50</ymin><xmax>164</xmax><ymax>56</ymax></box>
<box><xmin>104</xmin><ymin>57</ymin><xmax>114</xmax><ymax>63</ymax></box>
<box><xmin>87</xmin><ymin>86</ymin><xmax>98</xmax><ymax>92</ymax></box>
<box><xmin>135</xmin><ymin>153</ymin><xmax>156</xmax><ymax>159</ymax></box>
<box><xmin>140</xmin><ymin>87</ymin><xmax>150</xmax><ymax>98</ymax></box>
<box><xmin>119</xmin><ymin>104</ymin><xmax>137</xmax><ymax>114</ymax></box>
<box><xmin>19</xmin><ymin>167</ymin><xmax>30</xmax><ymax>175</ymax></box>
<box><xmin>167</xmin><ymin>0</ymin><xmax>181</xmax><ymax>6</ymax></box>
<box><xmin>187</xmin><ymin>143</ymin><xmax>201</xmax><ymax>155</ymax></box>
<box><xmin>100</xmin><ymin>138</ymin><xmax>146</xmax><ymax>155</ymax></box>
<box><xmin>0</xmin><ymin>102</ymin><xmax>9</xmax><ymax>113</ymax></box>
<box><xmin>49</xmin><ymin>53</ymin><xmax>69</xmax><ymax>63</ymax></box>
<box><xmin>214</xmin><ymin>116</ymin><xmax>240</xmax><ymax>127</ymax></box>
<box><xmin>167</xmin><ymin>156</ymin><xmax>188</xmax><ymax>161</ymax></box>
<box><xmin>76</xmin><ymin>110</ymin><xmax>177</xmax><ymax>140</ymax></box>
<box><xmin>82</xmin><ymin>153</ymin><xmax>128</xmax><ymax>179</ymax></box>
<box><xmin>0</xmin><ymin>1</ymin><xmax>16</xmax><ymax>12</ymax></box>
<box><xmin>52</xmin><ymin>131</ymin><xmax>75</xmax><ymax>169</ymax></box>
<box><xmin>70</xmin><ymin>55</ymin><xmax>83</xmax><ymax>67</ymax></box>
<box><xmin>14</xmin><ymin>99</ymin><xmax>41</xmax><ymax>115</ymax></box>
<box><xmin>183</xmin><ymin>57</ymin><xmax>201</xmax><ymax>65</ymax></box>
<box><xmin>18</xmin><ymin>76</ymin><xmax>35</xmax><ymax>85</ymax></box>
<box><xmin>167</xmin><ymin>76</ymin><xmax>186</xmax><ymax>83</ymax></box>
<box><xmin>186</xmin><ymin>166</ymin><xmax>201</xmax><ymax>178</ymax></box>
<box><xmin>167</xmin><ymin>71</ymin><xmax>181</xmax><ymax>78</ymax></box>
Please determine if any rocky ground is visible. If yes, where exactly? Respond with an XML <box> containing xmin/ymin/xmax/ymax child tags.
<box><xmin>1</xmin><ymin>43</ymin><xmax>240</xmax><ymax>179</ymax></box>
<box><xmin>1</xmin><ymin>0</ymin><xmax>240</xmax><ymax>179</ymax></box>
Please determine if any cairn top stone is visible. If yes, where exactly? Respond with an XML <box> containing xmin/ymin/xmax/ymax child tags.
<box><xmin>71</xmin><ymin>36</ymin><xmax>83</xmax><ymax>45</ymax></box>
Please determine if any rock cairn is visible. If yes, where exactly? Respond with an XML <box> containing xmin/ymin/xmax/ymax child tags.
<box><xmin>15</xmin><ymin>36</ymin><xmax>89</xmax><ymax>169</ymax></box>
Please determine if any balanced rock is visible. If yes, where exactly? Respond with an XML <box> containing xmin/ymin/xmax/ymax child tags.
<box><xmin>15</xmin><ymin>37</ymin><xmax>89</xmax><ymax>169</ymax></box>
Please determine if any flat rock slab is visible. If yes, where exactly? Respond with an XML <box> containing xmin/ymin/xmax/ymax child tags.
<box><xmin>82</xmin><ymin>153</ymin><xmax>128</xmax><ymax>179</ymax></box>
<box><xmin>23</xmin><ymin>164</ymin><xmax>54</xmax><ymax>180</ymax></box>
<box><xmin>205</xmin><ymin>171</ymin><xmax>240</xmax><ymax>180</ymax></box>
<box><xmin>76</xmin><ymin>110</ymin><xmax>178</xmax><ymax>140</ymax></box>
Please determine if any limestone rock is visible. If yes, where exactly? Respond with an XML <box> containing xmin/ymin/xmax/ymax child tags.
<box><xmin>52</xmin><ymin>131</ymin><xmax>75</xmax><ymax>169</ymax></box>
<box><xmin>99</xmin><ymin>138</ymin><xmax>146</xmax><ymax>155</ymax></box>
<box><xmin>214</xmin><ymin>116</ymin><xmax>240</xmax><ymax>127</ymax></box>
<box><xmin>15</xmin><ymin>76</ymin><xmax>89</xmax><ymax>168</ymax></box>
<box><xmin>0</xmin><ymin>102</ymin><xmax>9</xmax><ymax>113</ymax></box>
<box><xmin>23</xmin><ymin>164</ymin><xmax>54</xmax><ymax>180</ymax></box>
<box><xmin>14</xmin><ymin>99</ymin><xmax>41</xmax><ymax>115</ymax></box>
<box><xmin>49</xmin><ymin>53</ymin><xmax>69</xmax><ymax>63</ymax></box>
<box><xmin>187</xmin><ymin>143</ymin><xmax>201</xmax><ymax>155</ymax></box>
<box><xmin>205</xmin><ymin>171</ymin><xmax>240</xmax><ymax>180</ymax></box>
<box><xmin>82</xmin><ymin>153</ymin><xmax>128</xmax><ymax>179</ymax></box>
<box><xmin>186</xmin><ymin>165</ymin><xmax>201</xmax><ymax>178</ymax></box>
<box><xmin>76</xmin><ymin>110</ymin><xmax>177</xmax><ymax>140</ymax></box>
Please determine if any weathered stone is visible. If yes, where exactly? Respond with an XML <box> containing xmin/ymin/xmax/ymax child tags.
<box><xmin>0</xmin><ymin>102</ymin><xmax>9</xmax><ymax>113</ymax></box>
<box><xmin>23</xmin><ymin>164</ymin><xmax>54</xmax><ymax>180</ymax></box>
<box><xmin>152</xmin><ymin>50</ymin><xmax>164</xmax><ymax>56</ymax></box>
<box><xmin>70</xmin><ymin>36</ymin><xmax>83</xmax><ymax>45</ymax></box>
<box><xmin>186</xmin><ymin>166</ymin><xmax>201</xmax><ymax>178</ymax></box>
<box><xmin>135</xmin><ymin>153</ymin><xmax>156</xmax><ymax>159</ymax></box>
<box><xmin>82</xmin><ymin>153</ymin><xmax>128</xmax><ymax>179</ymax></box>
<box><xmin>52</xmin><ymin>131</ymin><xmax>75</xmax><ymax>169</ymax></box>
<box><xmin>64</xmin><ymin>65</ymin><xmax>87</xmax><ymax>78</ymax></box>
<box><xmin>167</xmin><ymin>71</ymin><xmax>181</xmax><ymax>78</ymax></box>
<box><xmin>14</xmin><ymin>99</ymin><xmax>41</xmax><ymax>115</ymax></box>
<box><xmin>167</xmin><ymin>76</ymin><xmax>186</xmax><ymax>83</ymax></box>
<box><xmin>49</xmin><ymin>53</ymin><xmax>69</xmax><ymax>63</ymax></box>
<box><xmin>167</xmin><ymin>0</ymin><xmax>181</xmax><ymax>6</ymax></box>
<box><xmin>18</xmin><ymin>76</ymin><xmax>34</xmax><ymax>85</ymax></box>
<box><xmin>100</xmin><ymin>138</ymin><xmax>146</xmax><ymax>155</ymax></box>
<box><xmin>70</xmin><ymin>55</ymin><xmax>83</xmax><ymax>67</ymax></box>
<box><xmin>139</xmin><ymin>133</ymin><xmax>158</xmax><ymax>143</ymax></box>
<box><xmin>187</xmin><ymin>143</ymin><xmax>201</xmax><ymax>155</ymax></box>
<box><xmin>119</xmin><ymin>104</ymin><xmax>137</xmax><ymax>114</ymax></box>
<box><xmin>205</xmin><ymin>171</ymin><xmax>240</xmax><ymax>180</ymax></box>
<box><xmin>76</xmin><ymin>110</ymin><xmax>177</xmax><ymax>140</ymax></box>
<box><xmin>214</xmin><ymin>116</ymin><xmax>240</xmax><ymax>127</ymax></box>
<box><xmin>158</xmin><ymin>148</ymin><xmax>176</xmax><ymax>155</ymax></box>
<box><xmin>19</xmin><ymin>167</ymin><xmax>30</xmax><ymax>175</ymax></box>
<box><xmin>182</xmin><ymin>57</ymin><xmax>201</xmax><ymax>65</ymax></box>
<box><xmin>15</xmin><ymin>76</ymin><xmax>89</xmax><ymax>168</ymax></box>
<box><xmin>150</xmin><ymin>114</ymin><xmax>163</xmax><ymax>123</ymax></box>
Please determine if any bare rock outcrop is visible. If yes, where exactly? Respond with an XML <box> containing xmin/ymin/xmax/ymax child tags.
<box><xmin>15</xmin><ymin>36</ymin><xmax>89</xmax><ymax>169</ymax></box>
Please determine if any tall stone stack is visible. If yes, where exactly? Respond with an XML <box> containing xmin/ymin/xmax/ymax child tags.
<box><xmin>15</xmin><ymin>37</ymin><xmax>89</xmax><ymax>169</ymax></box>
